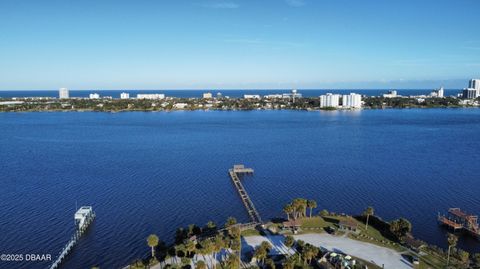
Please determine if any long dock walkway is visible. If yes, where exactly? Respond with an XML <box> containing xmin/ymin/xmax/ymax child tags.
<box><xmin>228</xmin><ymin>165</ymin><xmax>262</xmax><ymax>224</ymax></box>
<box><xmin>49</xmin><ymin>206</ymin><xmax>95</xmax><ymax>269</ymax></box>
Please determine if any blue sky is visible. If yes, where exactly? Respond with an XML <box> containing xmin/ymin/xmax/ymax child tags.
<box><xmin>0</xmin><ymin>0</ymin><xmax>479</xmax><ymax>90</ymax></box>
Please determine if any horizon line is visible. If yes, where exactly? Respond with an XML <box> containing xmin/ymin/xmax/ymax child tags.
<box><xmin>0</xmin><ymin>88</ymin><xmax>461</xmax><ymax>91</ymax></box>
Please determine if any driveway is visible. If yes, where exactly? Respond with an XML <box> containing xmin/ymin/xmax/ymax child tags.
<box><xmin>151</xmin><ymin>233</ymin><xmax>412</xmax><ymax>269</ymax></box>
<box><xmin>294</xmin><ymin>233</ymin><xmax>412</xmax><ymax>269</ymax></box>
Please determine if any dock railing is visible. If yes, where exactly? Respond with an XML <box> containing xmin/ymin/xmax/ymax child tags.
<box><xmin>228</xmin><ymin>165</ymin><xmax>262</xmax><ymax>224</ymax></box>
<box><xmin>49</xmin><ymin>209</ymin><xmax>95</xmax><ymax>269</ymax></box>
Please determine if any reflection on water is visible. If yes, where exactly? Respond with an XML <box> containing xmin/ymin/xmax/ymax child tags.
<box><xmin>0</xmin><ymin>109</ymin><xmax>479</xmax><ymax>269</ymax></box>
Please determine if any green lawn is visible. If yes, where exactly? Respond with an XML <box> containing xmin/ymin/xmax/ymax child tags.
<box><xmin>300</xmin><ymin>216</ymin><xmax>329</xmax><ymax>229</ymax></box>
<box><xmin>299</xmin><ymin>216</ymin><xmax>406</xmax><ymax>252</ymax></box>
<box><xmin>241</xmin><ymin>228</ymin><xmax>262</xmax><ymax>237</ymax></box>
<box><xmin>417</xmin><ymin>249</ymin><xmax>448</xmax><ymax>269</ymax></box>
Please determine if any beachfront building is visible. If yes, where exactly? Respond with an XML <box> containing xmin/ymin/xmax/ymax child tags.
<box><xmin>383</xmin><ymin>90</ymin><xmax>398</xmax><ymax>98</ymax></box>
<box><xmin>461</xmin><ymin>79</ymin><xmax>480</xmax><ymax>99</ymax></box>
<box><xmin>244</xmin><ymin>94</ymin><xmax>261</xmax><ymax>99</ymax></box>
<box><xmin>279</xmin><ymin>89</ymin><xmax>303</xmax><ymax>100</ymax></box>
<box><xmin>319</xmin><ymin>93</ymin><xmax>340</xmax><ymax>108</ymax></box>
<box><xmin>469</xmin><ymin>79</ymin><xmax>480</xmax><ymax>90</ymax></box>
<box><xmin>89</xmin><ymin>93</ymin><xmax>100</xmax><ymax>99</ymax></box>
<box><xmin>430</xmin><ymin>87</ymin><xmax>444</xmax><ymax>98</ymax></box>
<box><xmin>203</xmin><ymin>92</ymin><xmax>212</xmax><ymax>99</ymax></box>
<box><xmin>265</xmin><ymin>94</ymin><xmax>283</xmax><ymax>99</ymax></box>
<box><xmin>342</xmin><ymin>93</ymin><xmax>362</xmax><ymax>108</ymax></box>
<box><xmin>463</xmin><ymin>88</ymin><xmax>478</xmax><ymax>99</ymax></box>
<box><xmin>137</xmin><ymin>93</ymin><xmax>165</xmax><ymax>100</ymax></box>
<box><xmin>59</xmin><ymin>88</ymin><xmax>69</xmax><ymax>99</ymax></box>
<box><xmin>120</xmin><ymin>92</ymin><xmax>130</xmax><ymax>99</ymax></box>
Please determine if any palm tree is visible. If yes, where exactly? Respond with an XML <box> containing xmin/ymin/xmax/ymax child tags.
<box><xmin>197</xmin><ymin>241</ymin><xmax>208</xmax><ymax>261</ymax></box>
<box><xmin>226</xmin><ymin>253</ymin><xmax>240</xmax><ymax>269</ymax></box>
<box><xmin>291</xmin><ymin>199</ymin><xmax>301</xmax><ymax>219</ymax></box>
<box><xmin>319</xmin><ymin>209</ymin><xmax>329</xmax><ymax>217</ymax></box>
<box><xmin>201</xmin><ymin>239</ymin><xmax>214</xmax><ymax>269</ymax></box>
<box><xmin>265</xmin><ymin>258</ymin><xmax>275</xmax><ymax>269</ymax></box>
<box><xmin>297</xmin><ymin>199</ymin><xmax>307</xmax><ymax>218</ymax></box>
<box><xmin>283</xmin><ymin>204</ymin><xmax>294</xmax><ymax>220</ymax></box>
<box><xmin>225</xmin><ymin>217</ymin><xmax>237</xmax><ymax>228</ymax></box>
<box><xmin>295</xmin><ymin>240</ymin><xmax>305</xmax><ymax>263</ymax></box>
<box><xmin>447</xmin><ymin>233</ymin><xmax>458</xmax><ymax>267</ymax></box>
<box><xmin>389</xmin><ymin>218</ymin><xmax>412</xmax><ymax>239</ymax></box>
<box><xmin>185</xmin><ymin>239</ymin><xmax>196</xmax><ymax>257</ymax></box>
<box><xmin>229</xmin><ymin>237</ymin><xmax>241</xmax><ymax>268</ymax></box>
<box><xmin>212</xmin><ymin>235</ymin><xmax>225</xmax><ymax>269</ymax></box>
<box><xmin>260</xmin><ymin>241</ymin><xmax>272</xmax><ymax>252</ymax></box>
<box><xmin>147</xmin><ymin>234</ymin><xmax>159</xmax><ymax>259</ymax></box>
<box><xmin>254</xmin><ymin>245</ymin><xmax>268</xmax><ymax>266</ymax></box>
<box><xmin>283</xmin><ymin>259</ymin><xmax>294</xmax><ymax>269</ymax></box>
<box><xmin>363</xmin><ymin>206</ymin><xmax>375</xmax><ymax>230</ymax></box>
<box><xmin>307</xmin><ymin>200</ymin><xmax>317</xmax><ymax>218</ymax></box>
<box><xmin>302</xmin><ymin>245</ymin><xmax>310</xmax><ymax>265</ymax></box>
<box><xmin>175</xmin><ymin>244</ymin><xmax>186</xmax><ymax>260</ymax></box>
<box><xmin>196</xmin><ymin>260</ymin><xmax>207</xmax><ymax>269</ymax></box>
<box><xmin>206</xmin><ymin>221</ymin><xmax>217</xmax><ymax>231</ymax></box>
<box><xmin>303</xmin><ymin>244</ymin><xmax>318</xmax><ymax>264</ymax></box>
<box><xmin>229</xmin><ymin>226</ymin><xmax>241</xmax><ymax>240</ymax></box>
<box><xmin>284</xmin><ymin>235</ymin><xmax>295</xmax><ymax>249</ymax></box>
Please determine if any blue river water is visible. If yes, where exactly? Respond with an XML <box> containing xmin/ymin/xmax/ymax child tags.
<box><xmin>1</xmin><ymin>108</ymin><xmax>479</xmax><ymax>269</ymax></box>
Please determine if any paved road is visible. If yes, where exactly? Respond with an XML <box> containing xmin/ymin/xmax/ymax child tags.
<box><xmin>150</xmin><ymin>233</ymin><xmax>412</xmax><ymax>269</ymax></box>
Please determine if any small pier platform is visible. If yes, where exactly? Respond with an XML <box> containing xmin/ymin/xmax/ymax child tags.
<box><xmin>50</xmin><ymin>206</ymin><xmax>95</xmax><ymax>269</ymax></box>
<box><xmin>232</xmin><ymin>164</ymin><xmax>254</xmax><ymax>174</ymax></box>
<box><xmin>228</xmin><ymin>164</ymin><xmax>262</xmax><ymax>224</ymax></box>
<box><xmin>438</xmin><ymin>208</ymin><xmax>480</xmax><ymax>238</ymax></box>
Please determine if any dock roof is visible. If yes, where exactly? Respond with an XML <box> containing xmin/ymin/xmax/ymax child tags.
<box><xmin>449</xmin><ymin>208</ymin><xmax>477</xmax><ymax>219</ymax></box>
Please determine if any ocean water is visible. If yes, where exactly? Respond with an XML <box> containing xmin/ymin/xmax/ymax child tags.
<box><xmin>0</xmin><ymin>89</ymin><xmax>462</xmax><ymax>99</ymax></box>
<box><xmin>1</xmin><ymin>109</ymin><xmax>479</xmax><ymax>269</ymax></box>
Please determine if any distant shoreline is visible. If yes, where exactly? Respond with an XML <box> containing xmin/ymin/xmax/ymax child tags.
<box><xmin>0</xmin><ymin>106</ymin><xmax>477</xmax><ymax>113</ymax></box>
<box><xmin>1</xmin><ymin>93</ymin><xmax>478</xmax><ymax>112</ymax></box>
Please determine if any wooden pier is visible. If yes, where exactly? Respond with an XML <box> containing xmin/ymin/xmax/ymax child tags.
<box><xmin>228</xmin><ymin>165</ymin><xmax>262</xmax><ymax>224</ymax></box>
<box><xmin>438</xmin><ymin>208</ymin><xmax>480</xmax><ymax>238</ymax></box>
<box><xmin>50</xmin><ymin>206</ymin><xmax>95</xmax><ymax>269</ymax></box>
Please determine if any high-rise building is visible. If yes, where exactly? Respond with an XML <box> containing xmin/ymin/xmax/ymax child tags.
<box><xmin>120</xmin><ymin>92</ymin><xmax>130</xmax><ymax>99</ymax></box>
<box><xmin>59</xmin><ymin>88</ymin><xmax>69</xmax><ymax>99</ymax></box>
<box><xmin>461</xmin><ymin>79</ymin><xmax>480</xmax><ymax>99</ymax></box>
<box><xmin>469</xmin><ymin>79</ymin><xmax>480</xmax><ymax>90</ymax></box>
<box><xmin>319</xmin><ymin>93</ymin><xmax>340</xmax><ymax>108</ymax></box>
<box><xmin>342</xmin><ymin>93</ymin><xmax>362</xmax><ymax>108</ymax></box>
<box><xmin>430</xmin><ymin>87</ymin><xmax>444</xmax><ymax>98</ymax></box>
<box><xmin>437</xmin><ymin>87</ymin><xmax>444</xmax><ymax>98</ymax></box>
<box><xmin>463</xmin><ymin>88</ymin><xmax>478</xmax><ymax>99</ymax></box>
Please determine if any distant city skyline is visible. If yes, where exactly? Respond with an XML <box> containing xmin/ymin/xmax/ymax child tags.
<box><xmin>0</xmin><ymin>0</ymin><xmax>479</xmax><ymax>90</ymax></box>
